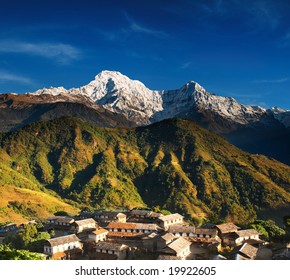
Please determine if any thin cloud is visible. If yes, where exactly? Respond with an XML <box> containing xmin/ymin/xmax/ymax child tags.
<box><xmin>0</xmin><ymin>71</ymin><xmax>35</xmax><ymax>85</ymax></box>
<box><xmin>129</xmin><ymin>22</ymin><xmax>167</xmax><ymax>37</ymax></box>
<box><xmin>251</xmin><ymin>77</ymin><xmax>289</xmax><ymax>84</ymax></box>
<box><xmin>0</xmin><ymin>40</ymin><xmax>82</xmax><ymax>64</ymax></box>
<box><xmin>124</xmin><ymin>12</ymin><xmax>168</xmax><ymax>38</ymax></box>
<box><xmin>180</xmin><ymin>61</ymin><xmax>192</xmax><ymax>70</ymax></box>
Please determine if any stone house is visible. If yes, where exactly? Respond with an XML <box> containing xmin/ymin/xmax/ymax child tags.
<box><xmin>130</xmin><ymin>209</ymin><xmax>152</xmax><ymax>219</ymax></box>
<box><xmin>158</xmin><ymin>237</ymin><xmax>192</xmax><ymax>259</ymax></box>
<box><xmin>94</xmin><ymin>211</ymin><xmax>127</xmax><ymax>226</ymax></box>
<box><xmin>168</xmin><ymin>225</ymin><xmax>219</xmax><ymax>243</ymax></box>
<box><xmin>43</xmin><ymin>234</ymin><xmax>82</xmax><ymax>260</ymax></box>
<box><xmin>223</xmin><ymin>229</ymin><xmax>260</xmax><ymax>246</ymax></box>
<box><xmin>88</xmin><ymin>227</ymin><xmax>108</xmax><ymax>243</ymax></box>
<box><xmin>106</xmin><ymin>222</ymin><xmax>158</xmax><ymax>237</ymax></box>
<box><xmin>215</xmin><ymin>223</ymin><xmax>240</xmax><ymax>245</ymax></box>
<box><xmin>45</xmin><ymin>216</ymin><xmax>75</xmax><ymax>230</ymax></box>
<box><xmin>95</xmin><ymin>241</ymin><xmax>129</xmax><ymax>260</ymax></box>
<box><xmin>228</xmin><ymin>243</ymin><xmax>258</xmax><ymax>260</ymax></box>
<box><xmin>71</xmin><ymin>218</ymin><xmax>97</xmax><ymax>233</ymax></box>
<box><xmin>156</xmin><ymin>233</ymin><xmax>175</xmax><ymax>250</ymax></box>
<box><xmin>157</xmin><ymin>213</ymin><xmax>184</xmax><ymax>229</ymax></box>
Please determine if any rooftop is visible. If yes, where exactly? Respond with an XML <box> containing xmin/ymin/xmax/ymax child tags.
<box><xmin>74</xmin><ymin>218</ymin><xmax>96</xmax><ymax>227</ymax></box>
<box><xmin>95</xmin><ymin>241</ymin><xmax>128</xmax><ymax>251</ymax></box>
<box><xmin>167</xmin><ymin>237</ymin><xmax>191</xmax><ymax>254</ymax></box>
<box><xmin>46</xmin><ymin>234</ymin><xmax>80</xmax><ymax>247</ymax></box>
<box><xmin>158</xmin><ymin>213</ymin><xmax>183</xmax><ymax>222</ymax></box>
<box><xmin>216</xmin><ymin>223</ymin><xmax>240</xmax><ymax>234</ymax></box>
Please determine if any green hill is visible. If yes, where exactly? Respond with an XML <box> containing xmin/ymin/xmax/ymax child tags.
<box><xmin>0</xmin><ymin>117</ymin><xmax>289</xmax><ymax>225</ymax></box>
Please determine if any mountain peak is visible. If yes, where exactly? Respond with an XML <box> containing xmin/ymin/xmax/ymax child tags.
<box><xmin>183</xmin><ymin>80</ymin><xmax>206</xmax><ymax>93</ymax></box>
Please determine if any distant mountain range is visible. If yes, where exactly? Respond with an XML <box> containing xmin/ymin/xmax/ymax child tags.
<box><xmin>0</xmin><ymin>117</ymin><xmax>289</xmax><ymax>225</ymax></box>
<box><xmin>1</xmin><ymin>70</ymin><xmax>290</xmax><ymax>164</ymax></box>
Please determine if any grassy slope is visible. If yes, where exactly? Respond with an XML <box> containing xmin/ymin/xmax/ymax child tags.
<box><xmin>0</xmin><ymin>117</ymin><xmax>289</xmax><ymax>225</ymax></box>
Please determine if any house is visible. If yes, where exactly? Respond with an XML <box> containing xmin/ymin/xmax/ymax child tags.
<box><xmin>168</xmin><ymin>225</ymin><xmax>219</xmax><ymax>243</ymax></box>
<box><xmin>88</xmin><ymin>227</ymin><xmax>108</xmax><ymax>243</ymax></box>
<box><xmin>71</xmin><ymin>218</ymin><xmax>96</xmax><ymax>233</ymax></box>
<box><xmin>128</xmin><ymin>210</ymin><xmax>164</xmax><ymax>223</ymax></box>
<box><xmin>142</xmin><ymin>232</ymin><xmax>159</xmax><ymax>252</ymax></box>
<box><xmin>106</xmin><ymin>222</ymin><xmax>158</xmax><ymax>237</ymax></box>
<box><xmin>45</xmin><ymin>216</ymin><xmax>75</xmax><ymax>230</ymax></box>
<box><xmin>216</xmin><ymin>223</ymin><xmax>240</xmax><ymax>236</ymax></box>
<box><xmin>228</xmin><ymin>243</ymin><xmax>258</xmax><ymax>260</ymax></box>
<box><xmin>157</xmin><ymin>213</ymin><xmax>184</xmax><ymax>229</ymax></box>
<box><xmin>158</xmin><ymin>237</ymin><xmax>192</xmax><ymax>259</ymax></box>
<box><xmin>130</xmin><ymin>209</ymin><xmax>152</xmax><ymax>219</ymax></box>
<box><xmin>168</xmin><ymin>225</ymin><xmax>195</xmax><ymax>237</ymax></box>
<box><xmin>223</xmin><ymin>229</ymin><xmax>260</xmax><ymax>246</ymax></box>
<box><xmin>149</xmin><ymin>212</ymin><xmax>164</xmax><ymax>220</ymax></box>
<box><xmin>43</xmin><ymin>234</ymin><xmax>82</xmax><ymax>260</ymax></box>
<box><xmin>94</xmin><ymin>211</ymin><xmax>127</xmax><ymax>225</ymax></box>
<box><xmin>95</xmin><ymin>241</ymin><xmax>129</xmax><ymax>260</ymax></box>
<box><xmin>156</xmin><ymin>233</ymin><xmax>175</xmax><ymax>250</ymax></box>
<box><xmin>215</xmin><ymin>223</ymin><xmax>240</xmax><ymax>245</ymax></box>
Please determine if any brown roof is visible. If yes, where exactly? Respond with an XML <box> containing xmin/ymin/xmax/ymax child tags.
<box><xmin>216</xmin><ymin>223</ymin><xmax>240</xmax><ymax>234</ymax></box>
<box><xmin>106</xmin><ymin>222</ymin><xmax>158</xmax><ymax>231</ymax></box>
<box><xmin>107</xmin><ymin>232</ymin><xmax>143</xmax><ymax>238</ymax></box>
<box><xmin>95</xmin><ymin>241</ymin><xmax>128</xmax><ymax>251</ymax></box>
<box><xmin>46</xmin><ymin>234</ymin><xmax>80</xmax><ymax>247</ymax></box>
<box><xmin>195</xmin><ymin>228</ymin><xmax>218</xmax><ymax>235</ymax></box>
<box><xmin>167</xmin><ymin>237</ymin><xmax>191</xmax><ymax>254</ymax></box>
<box><xmin>106</xmin><ymin>222</ymin><xmax>136</xmax><ymax>230</ymax></box>
<box><xmin>168</xmin><ymin>225</ymin><xmax>217</xmax><ymax>236</ymax></box>
<box><xmin>168</xmin><ymin>225</ymin><xmax>195</xmax><ymax>234</ymax></box>
<box><xmin>91</xmin><ymin>228</ymin><xmax>108</xmax><ymax>235</ymax></box>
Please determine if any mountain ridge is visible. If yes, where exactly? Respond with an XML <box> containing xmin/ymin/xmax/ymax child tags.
<box><xmin>1</xmin><ymin>70</ymin><xmax>290</xmax><ymax>165</ymax></box>
<box><xmin>0</xmin><ymin>116</ymin><xmax>289</xmax><ymax>225</ymax></box>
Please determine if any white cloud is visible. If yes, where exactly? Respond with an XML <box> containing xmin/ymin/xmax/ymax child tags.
<box><xmin>251</xmin><ymin>77</ymin><xmax>289</xmax><ymax>84</ymax></box>
<box><xmin>0</xmin><ymin>71</ymin><xmax>34</xmax><ymax>85</ymax></box>
<box><xmin>0</xmin><ymin>40</ymin><xmax>81</xmax><ymax>64</ymax></box>
<box><xmin>129</xmin><ymin>22</ymin><xmax>167</xmax><ymax>38</ymax></box>
<box><xmin>124</xmin><ymin>12</ymin><xmax>168</xmax><ymax>38</ymax></box>
<box><xmin>180</xmin><ymin>61</ymin><xmax>192</xmax><ymax>70</ymax></box>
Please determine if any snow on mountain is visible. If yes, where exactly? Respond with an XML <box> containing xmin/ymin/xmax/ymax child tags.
<box><xmin>32</xmin><ymin>86</ymin><xmax>68</xmax><ymax>96</ymax></box>
<box><xmin>271</xmin><ymin>107</ymin><xmax>290</xmax><ymax>128</ymax></box>
<box><xmin>25</xmin><ymin>70</ymin><xmax>283</xmax><ymax>128</ymax></box>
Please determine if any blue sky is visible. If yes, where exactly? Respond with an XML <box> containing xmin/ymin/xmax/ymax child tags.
<box><xmin>0</xmin><ymin>0</ymin><xmax>290</xmax><ymax>109</ymax></box>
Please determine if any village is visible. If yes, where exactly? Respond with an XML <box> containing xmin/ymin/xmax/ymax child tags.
<box><xmin>1</xmin><ymin>209</ymin><xmax>289</xmax><ymax>260</ymax></box>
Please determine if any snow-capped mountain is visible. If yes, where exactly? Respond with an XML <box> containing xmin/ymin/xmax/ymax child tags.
<box><xmin>1</xmin><ymin>70</ymin><xmax>290</xmax><ymax>164</ymax></box>
<box><xmin>27</xmin><ymin>70</ymin><xmax>289</xmax><ymax>130</ymax></box>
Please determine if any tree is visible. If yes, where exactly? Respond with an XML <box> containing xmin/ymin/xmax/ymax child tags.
<box><xmin>0</xmin><ymin>244</ymin><xmax>45</xmax><ymax>260</ymax></box>
<box><xmin>250</xmin><ymin>220</ymin><xmax>286</xmax><ymax>241</ymax></box>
